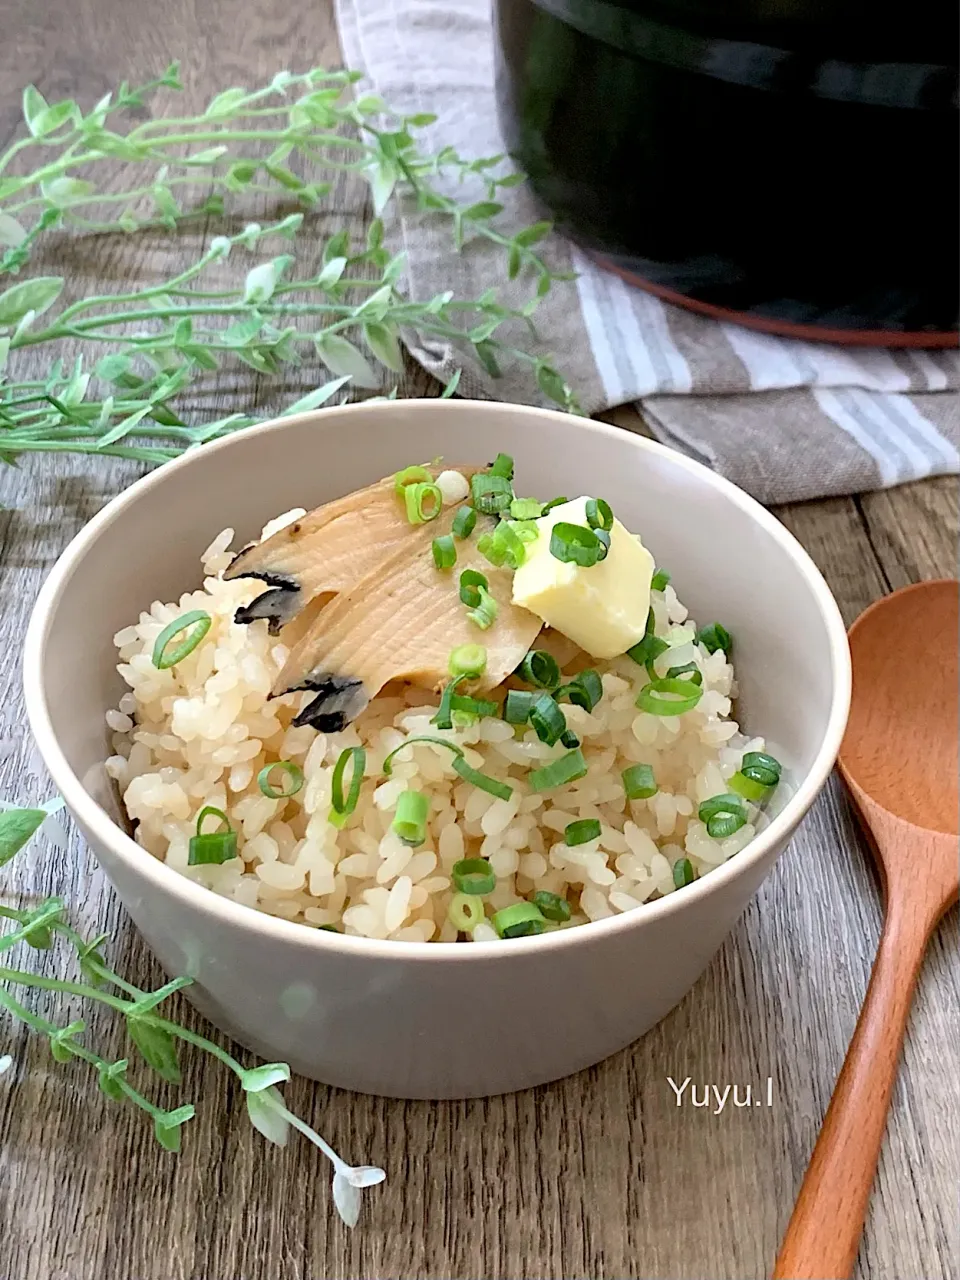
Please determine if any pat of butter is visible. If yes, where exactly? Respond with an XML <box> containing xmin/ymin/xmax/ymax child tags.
<box><xmin>511</xmin><ymin>497</ymin><xmax>654</xmax><ymax>659</ymax></box>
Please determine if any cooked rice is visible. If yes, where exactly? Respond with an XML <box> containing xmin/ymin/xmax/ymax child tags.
<box><xmin>105</xmin><ymin>512</ymin><xmax>772</xmax><ymax>942</ymax></box>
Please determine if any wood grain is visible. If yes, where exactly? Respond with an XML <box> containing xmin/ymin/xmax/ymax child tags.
<box><xmin>0</xmin><ymin>5</ymin><xmax>958</xmax><ymax>1280</ymax></box>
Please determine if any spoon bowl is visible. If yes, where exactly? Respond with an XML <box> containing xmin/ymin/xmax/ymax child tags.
<box><xmin>775</xmin><ymin>579</ymin><xmax>959</xmax><ymax>1279</ymax></box>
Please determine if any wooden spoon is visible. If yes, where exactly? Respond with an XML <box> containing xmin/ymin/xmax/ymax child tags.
<box><xmin>773</xmin><ymin>579</ymin><xmax>959</xmax><ymax>1280</ymax></box>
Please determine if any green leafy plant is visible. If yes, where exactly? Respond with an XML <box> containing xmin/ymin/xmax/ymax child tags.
<box><xmin>0</xmin><ymin>64</ymin><xmax>577</xmax><ymax>469</ymax></box>
<box><xmin>0</xmin><ymin>801</ymin><xmax>384</xmax><ymax>1226</ymax></box>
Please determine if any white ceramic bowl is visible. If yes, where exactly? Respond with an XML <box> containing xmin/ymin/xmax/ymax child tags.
<box><xmin>24</xmin><ymin>400</ymin><xmax>850</xmax><ymax>1099</ymax></box>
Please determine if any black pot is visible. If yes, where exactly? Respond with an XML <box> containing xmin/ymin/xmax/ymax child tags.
<box><xmin>494</xmin><ymin>0</ymin><xmax>959</xmax><ymax>346</ymax></box>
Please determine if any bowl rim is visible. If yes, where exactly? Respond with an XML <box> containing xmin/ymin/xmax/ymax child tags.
<box><xmin>24</xmin><ymin>398</ymin><xmax>852</xmax><ymax>963</ymax></box>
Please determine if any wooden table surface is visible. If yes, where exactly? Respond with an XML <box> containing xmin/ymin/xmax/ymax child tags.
<box><xmin>1</xmin><ymin>3</ymin><xmax>957</xmax><ymax>1278</ymax></box>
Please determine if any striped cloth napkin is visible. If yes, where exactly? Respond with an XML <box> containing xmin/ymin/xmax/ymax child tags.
<box><xmin>335</xmin><ymin>0</ymin><xmax>959</xmax><ymax>503</ymax></box>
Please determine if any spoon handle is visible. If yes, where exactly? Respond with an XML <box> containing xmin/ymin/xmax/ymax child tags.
<box><xmin>773</xmin><ymin>897</ymin><xmax>932</xmax><ymax>1279</ymax></box>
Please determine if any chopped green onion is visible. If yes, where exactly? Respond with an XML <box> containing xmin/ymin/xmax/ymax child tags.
<box><xmin>510</xmin><ymin>520</ymin><xmax>540</xmax><ymax>543</ymax></box>
<box><xmin>382</xmin><ymin>736</ymin><xmax>463</xmax><ymax>776</ymax></box>
<box><xmin>318</xmin><ymin>924</ymin><xmax>340</xmax><ymax>933</ymax></box>
<box><xmin>651</xmin><ymin>569</ymin><xmax>671</xmax><ymax>593</ymax></box>
<box><xmin>459</xmin><ymin>568</ymin><xmax>488</xmax><ymax>607</ymax></box>
<box><xmin>530</xmin><ymin>890</ymin><xmax>571</xmax><ymax>922</ymax></box>
<box><xmin>503</xmin><ymin>690</ymin><xmax>538</xmax><ymax>723</ymax></box>
<box><xmin>585</xmin><ymin>498</ymin><xmax>613</xmax><ymax>531</ymax></box>
<box><xmin>448</xmin><ymin>893</ymin><xmax>486</xmax><ymax>932</ymax></box>
<box><xmin>433</xmin><ymin>675</ymin><xmax>469</xmax><ymax>730</ymax></box>
<box><xmin>698</xmin><ymin>793</ymin><xmax>747</xmax><ymax>839</ymax></box>
<box><xmin>697</xmin><ymin>622</ymin><xmax>732</xmax><ymax>655</ymax></box>
<box><xmin>560</xmin><ymin>730</ymin><xmax>580</xmax><ymax>749</ymax></box>
<box><xmin>470</xmin><ymin>471</ymin><xmax>513</xmax><ymax>515</ymax></box>
<box><xmin>517</xmin><ymin>650</ymin><xmax>561</xmax><ymax>689</ymax></box>
<box><xmin>557</xmin><ymin>669</ymin><xmax>603</xmax><ymax>712</ymax></box>
<box><xmin>432</xmin><ymin>534</ymin><xmax>457</xmax><ymax>569</ymax></box>
<box><xmin>392</xmin><ymin>789</ymin><xmax>430</xmax><ymax>846</ymax></box>
<box><xmin>188</xmin><ymin>806</ymin><xmax>237</xmax><ymax>866</ymax></box>
<box><xmin>622</xmin><ymin>763</ymin><xmax>657</xmax><ymax>799</ymax></box>
<box><xmin>257</xmin><ymin>761</ymin><xmax>304</xmax><ymax>800</ymax></box>
<box><xmin>451</xmin><ymin>857</ymin><xmax>497</xmax><ymax>895</ymax></box>
<box><xmin>741</xmin><ymin>751</ymin><xmax>783</xmax><ymax>786</ymax></box>
<box><xmin>450</xmin><ymin>693</ymin><xmax>498</xmax><ymax>721</ymax></box>
<box><xmin>449</xmin><ymin>644</ymin><xmax>487</xmax><ymax>678</ymax></box>
<box><xmin>493</xmin><ymin>901</ymin><xmax>546</xmax><ymax>939</ymax></box>
<box><xmin>594</xmin><ymin>529</ymin><xmax>611</xmax><ymax>561</ymax></box>
<box><xmin>467</xmin><ymin>585</ymin><xmax>498</xmax><ymax>630</ymax></box>
<box><xmin>152</xmin><ymin>610</ymin><xmax>212</xmax><ymax>670</ymax></box>
<box><xmin>529</xmin><ymin>694</ymin><xmax>567</xmax><ymax>746</ymax></box>
<box><xmin>452</xmin><ymin>756</ymin><xmax>513</xmax><ymax>800</ymax></box>
<box><xmin>394</xmin><ymin>464</ymin><xmax>433</xmax><ymax>497</ymax></box>
<box><xmin>665</xmin><ymin>662</ymin><xmax>703</xmax><ymax>686</ymax></box>
<box><xmin>452</xmin><ymin>505</ymin><xmax>477</xmax><ymax>539</ymax></box>
<box><xmin>635</xmin><ymin>677</ymin><xmax>703</xmax><ymax>716</ymax></box>
<box><xmin>549</xmin><ymin>522</ymin><xmax>605</xmax><ymax>567</ymax></box>
<box><xmin>477</xmin><ymin>521</ymin><xmax>526</xmax><ymax>570</ymax></box>
<box><xmin>404</xmin><ymin>481</ymin><xmax>443</xmax><ymax>524</ymax></box>
<box><xmin>564</xmin><ymin>818</ymin><xmax>601</xmax><ymax>846</ymax></box>
<box><xmin>489</xmin><ymin>452</ymin><xmax>515</xmax><ymax>480</ymax></box>
<box><xmin>728</xmin><ymin>771</ymin><xmax>771</xmax><ymax>802</ymax></box>
<box><xmin>528</xmin><ymin>748</ymin><xmax>587</xmax><ymax>793</ymax></box>
<box><xmin>330</xmin><ymin>746</ymin><xmax>365</xmax><ymax>827</ymax></box>
<box><xmin>626</xmin><ymin>607</ymin><xmax>668</xmax><ymax>673</ymax></box>
<box><xmin>541</xmin><ymin>495</ymin><xmax>568</xmax><ymax>514</ymax></box>
<box><xmin>509</xmin><ymin>497</ymin><xmax>543</xmax><ymax>520</ymax></box>
<box><xmin>673</xmin><ymin>857</ymin><xmax>696</xmax><ymax>888</ymax></box>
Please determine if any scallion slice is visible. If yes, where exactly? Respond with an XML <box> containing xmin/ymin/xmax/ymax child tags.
<box><xmin>635</xmin><ymin>677</ymin><xmax>703</xmax><ymax>716</ymax></box>
<box><xmin>493</xmin><ymin>901</ymin><xmax>546</xmax><ymax>939</ymax></box>
<box><xmin>489</xmin><ymin>452</ymin><xmax>515</xmax><ymax>480</ymax></box>
<box><xmin>528</xmin><ymin>748</ymin><xmax>587</xmax><ymax>793</ymax></box>
<box><xmin>517</xmin><ymin>649</ymin><xmax>561</xmax><ymax>689</ymax></box>
<box><xmin>452</xmin><ymin>505</ymin><xmax>477</xmax><ymax>539</ymax></box>
<box><xmin>594</xmin><ymin>529</ymin><xmax>611</xmax><ymax>561</ymax></box>
<box><xmin>622</xmin><ymin>763</ymin><xmax>657</xmax><ymax>799</ymax></box>
<box><xmin>530</xmin><ymin>890</ymin><xmax>571</xmax><ymax>922</ymax></box>
<box><xmin>450</xmin><ymin>693</ymin><xmax>499</xmax><ymax>721</ymax></box>
<box><xmin>728</xmin><ymin>770</ymin><xmax>771</xmax><ymax>802</ymax></box>
<box><xmin>467</xmin><ymin>585</ymin><xmax>498</xmax><ymax>630</ymax></box>
<box><xmin>549</xmin><ymin>521</ymin><xmax>605</xmax><ymax>567</ymax></box>
<box><xmin>585</xmin><ymin>498</ymin><xmax>613</xmax><ymax>531</ymax></box>
<box><xmin>152</xmin><ymin>610</ymin><xmax>212</xmax><ymax>670</ymax></box>
<box><xmin>452</xmin><ymin>755</ymin><xmax>513</xmax><ymax>799</ymax></box>
<box><xmin>698</xmin><ymin>793</ymin><xmax>747</xmax><ymax>839</ymax></box>
<box><xmin>503</xmin><ymin>690</ymin><xmax>538</xmax><ymax>723</ymax></box>
<box><xmin>557</xmin><ymin>669</ymin><xmax>603</xmax><ymax>712</ymax></box>
<box><xmin>509</xmin><ymin>497</ymin><xmax>543</xmax><ymax>521</ymax></box>
<box><xmin>529</xmin><ymin>694</ymin><xmax>567</xmax><ymax>746</ymax></box>
<box><xmin>432</xmin><ymin>534</ymin><xmax>457</xmax><ymax>569</ymax></box>
<box><xmin>665</xmin><ymin>662</ymin><xmax>703</xmax><ymax>686</ymax></box>
<box><xmin>382</xmin><ymin>736</ymin><xmax>463</xmax><ymax>776</ymax></box>
<box><xmin>394</xmin><ymin>464</ymin><xmax>433</xmax><ymax>497</ymax></box>
<box><xmin>673</xmin><ymin>857</ymin><xmax>696</xmax><ymax>888</ymax></box>
<box><xmin>560</xmin><ymin>730</ymin><xmax>580</xmax><ymax>749</ymax></box>
<box><xmin>477</xmin><ymin>520</ymin><xmax>526</xmax><ymax>570</ymax></box>
<box><xmin>564</xmin><ymin>818</ymin><xmax>601</xmax><ymax>846</ymax></box>
<box><xmin>541</xmin><ymin>495</ymin><xmax>568</xmax><ymax>514</ymax></box>
<box><xmin>449</xmin><ymin>644</ymin><xmax>487</xmax><ymax>678</ymax></box>
<box><xmin>741</xmin><ymin>751</ymin><xmax>782</xmax><ymax>786</ymax></box>
<box><xmin>433</xmin><ymin>675</ymin><xmax>469</xmax><ymax>730</ymax></box>
<box><xmin>448</xmin><ymin>892</ymin><xmax>486</xmax><ymax>932</ymax></box>
<box><xmin>404</xmin><ymin>481</ymin><xmax>443</xmax><ymax>525</ymax></box>
<box><xmin>330</xmin><ymin>746</ymin><xmax>365</xmax><ymax>828</ymax></box>
<box><xmin>697</xmin><ymin>621</ymin><xmax>732</xmax><ymax>655</ymax></box>
<box><xmin>651</xmin><ymin>569</ymin><xmax>671</xmax><ymax>593</ymax></box>
<box><xmin>626</xmin><ymin>607</ymin><xmax>668</xmax><ymax>674</ymax></box>
<box><xmin>510</xmin><ymin>520</ymin><xmax>540</xmax><ymax>543</ymax></box>
<box><xmin>459</xmin><ymin>568</ymin><xmax>488</xmax><ymax>607</ymax></box>
<box><xmin>451</xmin><ymin>857</ymin><xmax>497</xmax><ymax>895</ymax></box>
<box><xmin>257</xmin><ymin>761</ymin><xmax>304</xmax><ymax>800</ymax></box>
<box><xmin>470</xmin><ymin>471</ymin><xmax>513</xmax><ymax>515</ymax></box>
<box><xmin>188</xmin><ymin>806</ymin><xmax>237</xmax><ymax>866</ymax></box>
<box><xmin>392</xmin><ymin>789</ymin><xmax>430</xmax><ymax>846</ymax></box>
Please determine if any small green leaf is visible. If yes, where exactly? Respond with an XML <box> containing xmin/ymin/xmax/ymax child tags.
<box><xmin>0</xmin><ymin>277</ymin><xmax>63</xmax><ymax>328</ymax></box>
<box><xmin>316</xmin><ymin>256</ymin><xmax>347</xmax><ymax>291</ymax></box>
<box><xmin>323</xmin><ymin>230</ymin><xmax>350</xmax><ymax>263</ymax></box>
<box><xmin>263</xmin><ymin>162</ymin><xmax>303</xmax><ymax>192</ymax></box>
<box><xmin>475</xmin><ymin>341</ymin><xmax>501</xmax><ymax>379</ymax></box>
<box><xmin>515</xmin><ymin>220</ymin><xmax>552</xmax><ymax>248</ymax></box>
<box><xmin>182</xmin><ymin>145</ymin><xmax>229</xmax><ymax>166</ymax></box>
<box><xmin>281</xmin><ymin>376</ymin><xmax>350</xmax><ymax>416</ymax></box>
<box><xmin>315</xmin><ymin>333</ymin><xmax>379</xmax><ymax>388</ymax></box>
<box><xmin>363</xmin><ymin>321</ymin><xmax>404</xmax><ymax>373</ymax></box>
<box><xmin>221</xmin><ymin>314</ymin><xmax>264</xmax><ymax>347</ymax></box>
<box><xmin>440</xmin><ymin>368</ymin><xmax>462</xmax><ymax>399</ymax></box>
<box><xmin>537</xmin><ymin>363</ymin><xmax>570</xmax><ymax>406</ymax></box>
<box><xmin>240</xmin><ymin>1062</ymin><xmax>291</xmax><ymax>1093</ymax></box>
<box><xmin>40</xmin><ymin>177</ymin><xmax>96</xmax><ymax>208</ymax></box>
<box><xmin>152</xmin><ymin>184</ymin><xmax>179</xmax><ymax>227</ymax></box>
<box><xmin>0</xmin><ymin>214</ymin><xmax>27</xmax><ymax>249</ymax></box>
<box><xmin>12</xmin><ymin>309</ymin><xmax>36</xmax><ymax>342</ymax></box>
<box><xmin>22</xmin><ymin>85</ymin><xmax>49</xmax><ymax>135</ymax></box>
<box><xmin>243</xmin><ymin>261</ymin><xmax>278</xmax><ymax>305</ymax></box>
<box><xmin>31</xmin><ymin>100</ymin><xmax>79</xmax><ymax>138</ymax></box>
<box><xmin>204</xmin><ymin>86</ymin><xmax>248</xmax><ymax>117</ymax></box>
<box><xmin>366</xmin><ymin>219</ymin><xmax>384</xmax><ymax>251</ymax></box>
<box><xmin>153</xmin><ymin>1104</ymin><xmax>195</xmax><ymax>1152</ymax></box>
<box><xmin>366</xmin><ymin>163</ymin><xmax>397</xmax><ymax>216</ymax></box>
<box><xmin>0</xmin><ymin>337</ymin><xmax>9</xmax><ymax>373</ymax></box>
<box><xmin>0</xmin><ymin>807</ymin><xmax>48</xmax><ymax>868</ymax></box>
<box><xmin>406</xmin><ymin>112</ymin><xmax>438</xmax><ymax>127</ymax></box>
<box><xmin>245</xmin><ymin>1086</ymin><xmax>289</xmax><ymax>1146</ymax></box>
<box><xmin>127</xmin><ymin>1017</ymin><xmax>182</xmax><ymax>1083</ymax></box>
<box><xmin>97</xmin><ymin>1058</ymin><xmax>129</xmax><ymax>1102</ymax></box>
<box><xmin>96</xmin><ymin>404</ymin><xmax>151</xmax><ymax>448</ymax></box>
<box><xmin>354</xmin><ymin>94</ymin><xmax>386</xmax><ymax>115</ymax></box>
<box><xmin>464</xmin><ymin>201</ymin><xmax>504</xmax><ymax>221</ymax></box>
<box><xmin>49</xmin><ymin>1020</ymin><xmax>86</xmax><ymax>1064</ymax></box>
<box><xmin>95</xmin><ymin>353</ymin><xmax>133</xmax><ymax>383</ymax></box>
